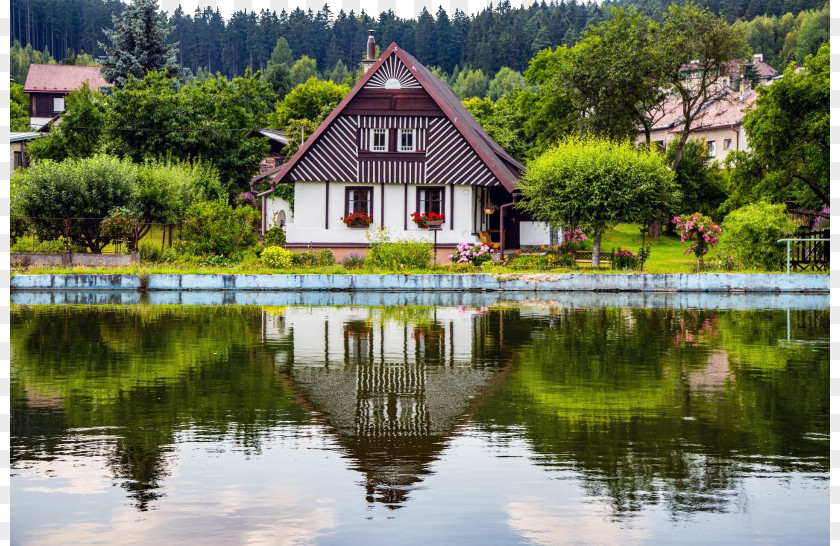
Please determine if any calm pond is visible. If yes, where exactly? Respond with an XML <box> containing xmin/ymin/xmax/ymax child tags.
<box><xmin>11</xmin><ymin>297</ymin><xmax>828</xmax><ymax>544</ymax></box>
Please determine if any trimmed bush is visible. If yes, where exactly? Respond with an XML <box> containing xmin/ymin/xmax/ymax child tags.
<box><xmin>180</xmin><ymin>199</ymin><xmax>260</xmax><ymax>259</ymax></box>
<box><xmin>367</xmin><ymin>241</ymin><xmax>432</xmax><ymax>270</ymax></box>
<box><xmin>264</xmin><ymin>226</ymin><xmax>286</xmax><ymax>246</ymax></box>
<box><xmin>262</xmin><ymin>246</ymin><xmax>294</xmax><ymax>269</ymax></box>
<box><xmin>719</xmin><ymin>203</ymin><xmax>797</xmax><ymax>270</ymax></box>
<box><xmin>341</xmin><ymin>253</ymin><xmax>366</xmax><ymax>270</ymax></box>
<box><xmin>291</xmin><ymin>249</ymin><xmax>336</xmax><ymax>267</ymax></box>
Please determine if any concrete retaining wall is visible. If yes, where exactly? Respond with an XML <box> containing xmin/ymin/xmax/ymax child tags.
<box><xmin>12</xmin><ymin>252</ymin><xmax>139</xmax><ymax>267</ymax></box>
<box><xmin>10</xmin><ymin>273</ymin><xmax>829</xmax><ymax>293</ymax></box>
<box><xmin>11</xmin><ymin>290</ymin><xmax>829</xmax><ymax>310</ymax></box>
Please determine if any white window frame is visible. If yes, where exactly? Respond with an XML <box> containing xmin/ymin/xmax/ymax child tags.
<box><xmin>723</xmin><ymin>138</ymin><xmax>732</xmax><ymax>150</ymax></box>
<box><xmin>707</xmin><ymin>140</ymin><xmax>716</xmax><ymax>157</ymax></box>
<box><xmin>370</xmin><ymin>128</ymin><xmax>388</xmax><ymax>152</ymax></box>
<box><xmin>53</xmin><ymin>96</ymin><xmax>65</xmax><ymax>113</ymax></box>
<box><xmin>398</xmin><ymin>128</ymin><xmax>416</xmax><ymax>152</ymax></box>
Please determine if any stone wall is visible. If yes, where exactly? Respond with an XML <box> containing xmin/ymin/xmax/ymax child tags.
<box><xmin>12</xmin><ymin>252</ymin><xmax>140</xmax><ymax>267</ymax></box>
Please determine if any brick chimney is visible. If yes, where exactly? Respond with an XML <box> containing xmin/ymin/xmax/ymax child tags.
<box><xmin>363</xmin><ymin>30</ymin><xmax>376</xmax><ymax>74</ymax></box>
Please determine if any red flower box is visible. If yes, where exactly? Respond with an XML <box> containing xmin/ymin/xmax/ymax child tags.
<box><xmin>411</xmin><ymin>211</ymin><xmax>444</xmax><ymax>228</ymax></box>
<box><xmin>341</xmin><ymin>212</ymin><xmax>373</xmax><ymax>227</ymax></box>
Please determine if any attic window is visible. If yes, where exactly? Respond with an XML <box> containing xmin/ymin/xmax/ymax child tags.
<box><xmin>384</xmin><ymin>78</ymin><xmax>401</xmax><ymax>89</ymax></box>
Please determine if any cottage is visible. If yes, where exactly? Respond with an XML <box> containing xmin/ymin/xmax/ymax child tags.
<box><xmin>252</xmin><ymin>34</ymin><xmax>555</xmax><ymax>260</ymax></box>
<box><xmin>10</xmin><ymin>132</ymin><xmax>44</xmax><ymax>169</ymax></box>
<box><xmin>23</xmin><ymin>64</ymin><xmax>109</xmax><ymax>129</ymax></box>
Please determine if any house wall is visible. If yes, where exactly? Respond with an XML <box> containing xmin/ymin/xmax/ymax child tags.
<box><xmin>279</xmin><ymin>181</ymin><xmax>490</xmax><ymax>246</ymax></box>
<box><xmin>520</xmin><ymin>221</ymin><xmax>555</xmax><ymax>247</ymax></box>
<box><xmin>29</xmin><ymin>92</ymin><xmax>65</xmax><ymax>119</ymax></box>
<box><xmin>642</xmin><ymin>124</ymin><xmax>747</xmax><ymax>165</ymax></box>
<box><xmin>11</xmin><ymin>141</ymin><xmax>28</xmax><ymax>170</ymax></box>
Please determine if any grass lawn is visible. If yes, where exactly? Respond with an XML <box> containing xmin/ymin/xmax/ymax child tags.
<box><xmin>598</xmin><ymin>223</ymin><xmax>698</xmax><ymax>273</ymax></box>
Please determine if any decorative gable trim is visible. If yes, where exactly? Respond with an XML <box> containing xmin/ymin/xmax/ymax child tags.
<box><xmin>366</xmin><ymin>55</ymin><xmax>422</xmax><ymax>90</ymax></box>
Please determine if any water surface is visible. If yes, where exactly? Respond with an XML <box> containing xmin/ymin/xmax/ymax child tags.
<box><xmin>11</xmin><ymin>299</ymin><xmax>828</xmax><ymax>544</ymax></box>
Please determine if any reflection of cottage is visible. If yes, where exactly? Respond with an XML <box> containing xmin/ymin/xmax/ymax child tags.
<box><xmin>10</xmin><ymin>132</ymin><xmax>45</xmax><ymax>169</ymax></box>
<box><xmin>252</xmin><ymin>33</ymin><xmax>555</xmax><ymax>261</ymax></box>
<box><xmin>266</xmin><ymin>306</ymin><xmax>512</xmax><ymax>507</ymax></box>
<box><xmin>23</xmin><ymin>64</ymin><xmax>109</xmax><ymax>129</ymax></box>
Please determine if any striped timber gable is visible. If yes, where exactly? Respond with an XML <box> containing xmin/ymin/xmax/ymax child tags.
<box><xmin>259</xmin><ymin>43</ymin><xmax>522</xmax><ymax>192</ymax></box>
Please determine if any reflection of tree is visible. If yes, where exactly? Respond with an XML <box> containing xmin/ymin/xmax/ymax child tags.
<box><xmin>474</xmin><ymin>308</ymin><xmax>829</xmax><ymax>518</ymax></box>
<box><xmin>12</xmin><ymin>306</ymin><xmax>308</xmax><ymax>510</ymax></box>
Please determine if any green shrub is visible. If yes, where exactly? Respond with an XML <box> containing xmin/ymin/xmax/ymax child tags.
<box><xmin>99</xmin><ymin>207</ymin><xmax>138</xmax><ymax>248</ymax></box>
<box><xmin>264</xmin><ymin>226</ymin><xmax>286</xmax><ymax>246</ymax></box>
<box><xmin>180</xmin><ymin>199</ymin><xmax>259</xmax><ymax>258</ymax></box>
<box><xmin>367</xmin><ymin>241</ymin><xmax>432</xmax><ymax>270</ymax></box>
<box><xmin>719</xmin><ymin>203</ymin><xmax>797</xmax><ymax>270</ymax></box>
<box><xmin>509</xmin><ymin>255</ymin><xmax>548</xmax><ymax>270</ymax></box>
<box><xmin>291</xmin><ymin>249</ymin><xmax>336</xmax><ymax>267</ymax></box>
<box><xmin>11</xmin><ymin>236</ymin><xmax>66</xmax><ymax>253</ymax></box>
<box><xmin>341</xmin><ymin>253</ymin><xmax>366</xmax><ymax>269</ymax></box>
<box><xmin>610</xmin><ymin>247</ymin><xmax>641</xmax><ymax>270</ymax></box>
<box><xmin>262</xmin><ymin>246</ymin><xmax>294</xmax><ymax>269</ymax></box>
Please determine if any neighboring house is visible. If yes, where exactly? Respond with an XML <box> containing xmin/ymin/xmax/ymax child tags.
<box><xmin>642</xmin><ymin>88</ymin><xmax>755</xmax><ymax>163</ymax></box>
<box><xmin>23</xmin><ymin>64</ymin><xmax>109</xmax><ymax>129</ymax></box>
<box><xmin>640</xmin><ymin>54</ymin><xmax>776</xmax><ymax>162</ymax></box>
<box><xmin>10</xmin><ymin>132</ymin><xmax>45</xmax><ymax>170</ymax></box>
<box><xmin>253</xmin><ymin>34</ymin><xmax>554</xmax><ymax>260</ymax></box>
<box><xmin>252</xmin><ymin>128</ymin><xmax>289</xmax><ymax>174</ymax></box>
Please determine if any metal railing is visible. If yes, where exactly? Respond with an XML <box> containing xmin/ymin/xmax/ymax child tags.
<box><xmin>777</xmin><ymin>237</ymin><xmax>830</xmax><ymax>273</ymax></box>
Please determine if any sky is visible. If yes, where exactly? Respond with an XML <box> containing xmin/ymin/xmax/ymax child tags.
<box><xmin>157</xmin><ymin>0</ymin><xmax>517</xmax><ymax>20</ymax></box>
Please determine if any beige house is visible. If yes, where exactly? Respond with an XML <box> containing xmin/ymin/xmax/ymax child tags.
<box><xmin>639</xmin><ymin>88</ymin><xmax>756</xmax><ymax>164</ymax></box>
<box><xmin>638</xmin><ymin>54</ymin><xmax>776</xmax><ymax>163</ymax></box>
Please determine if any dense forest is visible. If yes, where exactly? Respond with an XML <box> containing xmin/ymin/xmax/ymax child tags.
<box><xmin>11</xmin><ymin>0</ymin><xmax>828</xmax><ymax>81</ymax></box>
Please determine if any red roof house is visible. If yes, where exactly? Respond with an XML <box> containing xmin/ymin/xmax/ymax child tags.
<box><xmin>23</xmin><ymin>64</ymin><xmax>110</xmax><ymax>127</ymax></box>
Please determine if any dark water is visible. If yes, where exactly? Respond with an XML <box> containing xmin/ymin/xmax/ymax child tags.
<box><xmin>11</xmin><ymin>301</ymin><xmax>828</xmax><ymax>544</ymax></box>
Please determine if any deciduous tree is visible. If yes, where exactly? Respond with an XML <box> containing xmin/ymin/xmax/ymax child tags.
<box><xmin>517</xmin><ymin>137</ymin><xmax>674</xmax><ymax>266</ymax></box>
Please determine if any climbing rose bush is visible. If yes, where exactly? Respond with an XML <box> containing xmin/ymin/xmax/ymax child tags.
<box><xmin>450</xmin><ymin>242</ymin><xmax>493</xmax><ymax>266</ymax></box>
<box><xmin>672</xmin><ymin>213</ymin><xmax>721</xmax><ymax>260</ymax></box>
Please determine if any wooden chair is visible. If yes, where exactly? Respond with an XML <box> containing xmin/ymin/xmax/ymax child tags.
<box><xmin>479</xmin><ymin>231</ymin><xmax>499</xmax><ymax>251</ymax></box>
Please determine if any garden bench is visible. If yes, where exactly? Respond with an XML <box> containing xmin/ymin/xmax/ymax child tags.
<box><xmin>574</xmin><ymin>251</ymin><xmax>613</xmax><ymax>265</ymax></box>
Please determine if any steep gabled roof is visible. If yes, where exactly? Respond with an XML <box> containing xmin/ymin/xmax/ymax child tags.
<box><xmin>256</xmin><ymin>43</ymin><xmax>523</xmax><ymax>193</ymax></box>
<box><xmin>23</xmin><ymin>64</ymin><xmax>109</xmax><ymax>93</ymax></box>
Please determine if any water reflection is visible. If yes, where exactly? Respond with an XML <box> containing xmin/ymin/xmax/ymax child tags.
<box><xmin>11</xmin><ymin>303</ymin><xmax>829</xmax><ymax>543</ymax></box>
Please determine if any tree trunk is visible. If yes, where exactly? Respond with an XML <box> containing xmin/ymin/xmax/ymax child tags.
<box><xmin>671</xmin><ymin>129</ymin><xmax>691</xmax><ymax>172</ymax></box>
<box><xmin>591</xmin><ymin>232</ymin><xmax>602</xmax><ymax>268</ymax></box>
<box><xmin>647</xmin><ymin>220</ymin><xmax>662</xmax><ymax>238</ymax></box>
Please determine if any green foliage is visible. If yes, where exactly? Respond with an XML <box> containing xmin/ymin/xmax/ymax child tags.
<box><xmin>736</xmin><ymin>44</ymin><xmax>828</xmax><ymax>209</ymax></box>
<box><xmin>291</xmin><ymin>249</ymin><xmax>336</xmax><ymax>267</ymax></box>
<box><xmin>99</xmin><ymin>207</ymin><xmax>138</xmax><ymax>245</ymax></box>
<box><xmin>341</xmin><ymin>253</ymin><xmax>366</xmax><ymax>270</ymax></box>
<box><xmin>180</xmin><ymin>199</ymin><xmax>260</xmax><ymax>259</ymax></box>
<box><xmin>261</xmin><ymin>63</ymin><xmax>292</xmax><ymax>102</ymax></box>
<box><xmin>261</xmin><ymin>246</ymin><xmax>294</xmax><ymax>268</ymax></box>
<box><xmin>100</xmin><ymin>0</ymin><xmax>183</xmax><ymax>87</ymax></box>
<box><xmin>523</xmin><ymin>48</ymin><xmax>577</xmax><ymax>155</ymax></box>
<box><xmin>328</xmin><ymin>60</ymin><xmax>351</xmax><ymax>85</ymax></box>
<box><xmin>11</xmin><ymin>236</ymin><xmax>66</xmax><ymax>254</ymax></box>
<box><xmin>660</xmin><ymin>3</ymin><xmax>750</xmax><ymax>170</ymax></box>
<box><xmin>665</xmin><ymin>139</ymin><xmax>728</xmax><ymax>217</ymax></box>
<box><xmin>107</xmin><ymin>70</ymin><xmax>273</xmax><ymax>194</ymax></box>
<box><xmin>518</xmin><ymin>137</ymin><xmax>674</xmax><ymax>264</ymax></box>
<box><xmin>10</xmin><ymin>83</ymin><xmax>29</xmax><ymax>131</ymax></box>
<box><xmin>10</xmin><ymin>41</ymin><xmax>55</xmax><ymax>86</ymax></box>
<box><xmin>487</xmin><ymin>67</ymin><xmax>527</xmax><ymax>100</ymax></box>
<box><xmin>719</xmin><ymin>202</ymin><xmax>797</xmax><ymax>270</ymax></box>
<box><xmin>463</xmin><ymin>92</ymin><xmax>535</xmax><ymax>162</ymax></box>
<box><xmin>12</xmin><ymin>154</ymin><xmax>137</xmax><ymax>252</ymax></box>
<box><xmin>452</xmin><ymin>68</ymin><xmax>489</xmax><ymax>99</ymax></box>
<box><xmin>550</xmin><ymin>8</ymin><xmax>670</xmax><ymax>141</ymax></box>
<box><xmin>263</xmin><ymin>226</ymin><xmax>286</xmax><ymax>247</ymax></box>
<box><xmin>289</xmin><ymin>56</ymin><xmax>319</xmax><ymax>87</ymax></box>
<box><xmin>270</xmin><ymin>77</ymin><xmax>348</xmax><ymax>128</ymax></box>
<box><xmin>268</xmin><ymin>37</ymin><xmax>293</xmax><ymax>68</ymax></box>
<box><xmin>366</xmin><ymin>229</ymin><xmax>433</xmax><ymax>270</ymax></box>
<box><xmin>27</xmin><ymin>83</ymin><xmax>110</xmax><ymax>161</ymax></box>
<box><xmin>610</xmin><ymin>248</ymin><xmax>642</xmax><ymax>270</ymax></box>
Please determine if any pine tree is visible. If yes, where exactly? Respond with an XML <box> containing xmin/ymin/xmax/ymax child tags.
<box><xmin>99</xmin><ymin>0</ymin><xmax>182</xmax><ymax>87</ymax></box>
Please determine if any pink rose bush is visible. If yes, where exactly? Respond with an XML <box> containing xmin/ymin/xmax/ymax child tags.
<box><xmin>672</xmin><ymin>213</ymin><xmax>721</xmax><ymax>264</ymax></box>
<box><xmin>450</xmin><ymin>242</ymin><xmax>493</xmax><ymax>266</ymax></box>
